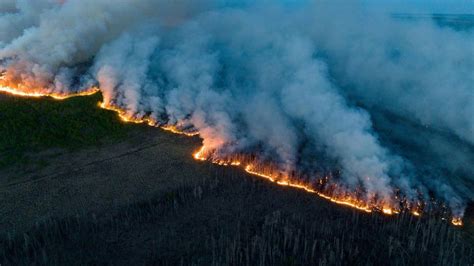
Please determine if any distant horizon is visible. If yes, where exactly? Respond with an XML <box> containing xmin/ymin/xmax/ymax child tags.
<box><xmin>362</xmin><ymin>0</ymin><xmax>474</xmax><ymax>14</ymax></box>
<box><xmin>391</xmin><ymin>12</ymin><xmax>474</xmax><ymax>16</ymax></box>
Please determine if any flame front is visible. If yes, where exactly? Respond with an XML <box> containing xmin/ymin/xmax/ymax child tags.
<box><xmin>0</xmin><ymin>82</ymin><xmax>464</xmax><ymax>227</ymax></box>
<box><xmin>192</xmin><ymin>146</ymin><xmax>463</xmax><ymax>226</ymax></box>
<box><xmin>194</xmin><ymin>146</ymin><xmax>375</xmax><ymax>213</ymax></box>
<box><xmin>0</xmin><ymin>85</ymin><xmax>99</xmax><ymax>100</ymax></box>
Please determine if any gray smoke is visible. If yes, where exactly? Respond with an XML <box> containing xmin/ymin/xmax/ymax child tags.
<box><xmin>1</xmin><ymin>0</ymin><xmax>472</xmax><ymax>215</ymax></box>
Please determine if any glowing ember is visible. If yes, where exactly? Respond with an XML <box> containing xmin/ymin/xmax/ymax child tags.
<box><xmin>451</xmin><ymin>217</ymin><xmax>463</xmax><ymax>226</ymax></box>
<box><xmin>193</xmin><ymin>146</ymin><xmax>207</xmax><ymax>161</ymax></box>
<box><xmin>162</xmin><ymin>125</ymin><xmax>199</xmax><ymax>137</ymax></box>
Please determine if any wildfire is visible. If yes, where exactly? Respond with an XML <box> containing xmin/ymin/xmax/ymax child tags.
<box><xmin>451</xmin><ymin>217</ymin><xmax>463</xmax><ymax>226</ymax></box>
<box><xmin>98</xmin><ymin>101</ymin><xmax>156</xmax><ymax>126</ymax></box>
<box><xmin>193</xmin><ymin>146</ymin><xmax>207</xmax><ymax>161</ymax></box>
<box><xmin>192</xmin><ymin>146</ymin><xmax>463</xmax><ymax>226</ymax></box>
<box><xmin>0</xmin><ymin>83</ymin><xmax>465</xmax><ymax>227</ymax></box>
<box><xmin>194</xmin><ymin>146</ymin><xmax>375</xmax><ymax>214</ymax></box>
<box><xmin>0</xmin><ymin>86</ymin><xmax>99</xmax><ymax>100</ymax></box>
<box><xmin>162</xmin><ymin>125</ymin><xmax>199</xmax><ymax>137</ymax></box>
<box><xmin>98</xmin><ymin>101</ymin><xmax>199</xmax><ymax>136</ymax></box>
<box><xmin>244</xmin><ymin>164</ymin><xmax>378</xmax><ymax>213</ymax></box>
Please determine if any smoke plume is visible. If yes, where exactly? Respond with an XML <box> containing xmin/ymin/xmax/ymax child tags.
<box><xmin>1</xmin><ymin>0</ymin><xmax>472</xmax><ymax>216</ymax></box>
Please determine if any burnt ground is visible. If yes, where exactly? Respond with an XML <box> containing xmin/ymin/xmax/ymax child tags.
<box><xmin>0</xmin><ymin>95</ymin><xmax>473</xmax><ymax>265</ymax></box>
<box><xmin>0</xmin><ymin>126</ymin><xmax>205</xmax><ymax>233</ymax></box>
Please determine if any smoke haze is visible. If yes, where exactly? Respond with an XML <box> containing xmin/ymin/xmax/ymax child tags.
<box><xmin>1</xmin><ymin>0</ymin><xmax>472</xmax><ymax>216</ymax></box>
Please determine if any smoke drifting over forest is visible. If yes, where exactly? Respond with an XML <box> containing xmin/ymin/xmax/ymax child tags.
<box><xmin>0</xmin><ymin>0</ymin><xmax>473</xmax><ymax>216</ymax></box>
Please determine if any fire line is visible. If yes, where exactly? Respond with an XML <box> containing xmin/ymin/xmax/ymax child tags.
<box><xmin>0</xmin><ymin>85</ymin><xmax>463</xmax><ymax>227</ymax></box>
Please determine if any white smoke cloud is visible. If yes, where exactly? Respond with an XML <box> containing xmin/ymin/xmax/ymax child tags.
<box><xmin>0</xmin><ymin>0</ymin><xmax>59</xmax><ymax>47</ymax></box>
<box><xmin>1</xmin><ymin>0</ymin><xmax>472</xmax><ymax>215</ymax></box>
<box><xmin>303</xmin><ymin>4</ymin><xmax>474</xmax><ymax>145</ymax></box>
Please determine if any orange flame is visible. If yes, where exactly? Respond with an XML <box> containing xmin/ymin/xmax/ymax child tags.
<box><xmin>0</xmin><ymin>86</ymin><xmax>99</xmax><ymax>100</ymax></box>
<box><xmin>194</xmin><ymin>146</ymin><xmax>376</xmax><ymax>213</ymax></box>
<box><xmin>98</xmin><ymin>101</ymin><xmax>156</xmax><ymax>126</ymax></box>
<box><xmin>451</xmin><ymin>217</ymin><xmax>463</xmax><ymax>226</ymax></box>
<box><xmin>192</xmin><ymin>144</ymin><xmax>463</xmax><ymax>226</ymax></box>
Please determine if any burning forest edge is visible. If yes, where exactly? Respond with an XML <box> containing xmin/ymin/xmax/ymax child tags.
<box><xmin>0</xmin><ymin>85</ymin><xmax>464</xmax><ymax>227</ymax></box>
<box><xmin>1</xmin><ymin>2</ymin><xmax>473</xmax><ymax>235</ymax></box>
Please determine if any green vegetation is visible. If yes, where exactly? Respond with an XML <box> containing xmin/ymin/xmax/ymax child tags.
<box><xmin>0</xmin><ymin>93</ymin><xmax>132</xmax><ymax>168</ymax></box>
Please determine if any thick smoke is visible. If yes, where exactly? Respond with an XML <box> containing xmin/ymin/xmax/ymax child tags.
<box><xmin>0</xmin><ymin>0</ymin><xmax>472</xmax><ymax>215</ymax></box>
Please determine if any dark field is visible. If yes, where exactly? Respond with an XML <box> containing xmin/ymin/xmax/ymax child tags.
<box><xmin>0</xmin><ymin>93</ymin><xmax>473</xmax><ymax>265</ymax></box>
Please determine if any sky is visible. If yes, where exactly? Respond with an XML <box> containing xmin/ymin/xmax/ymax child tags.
<box><xmin>362</xmin><ymin>0</ymin><xmax>474</xmax><ymax>14</ymax></box>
